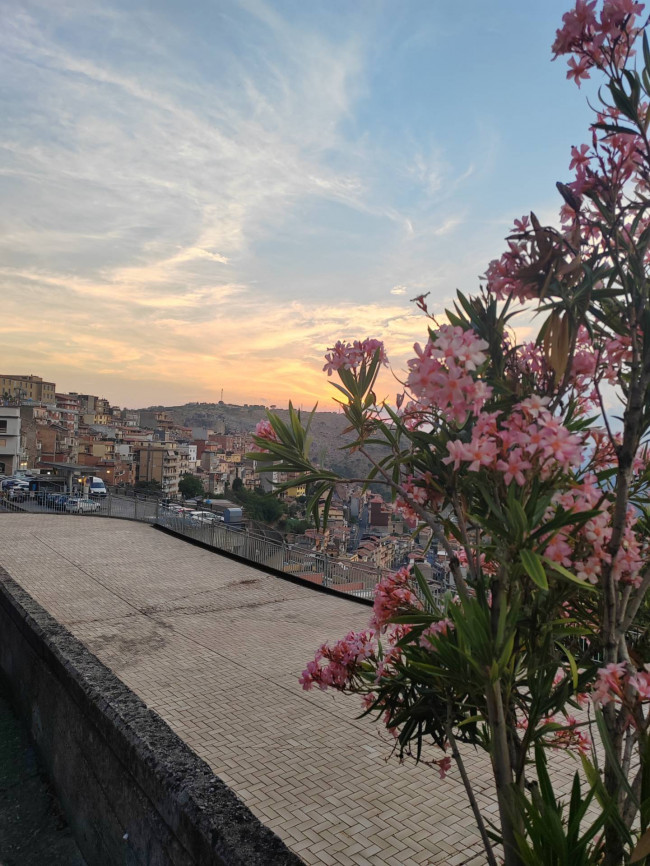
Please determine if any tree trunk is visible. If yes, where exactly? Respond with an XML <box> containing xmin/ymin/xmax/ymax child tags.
<box><xmin>485</xmin><ymin>682</ymin><xmax>522</xmax><ymax>866</ymax></box>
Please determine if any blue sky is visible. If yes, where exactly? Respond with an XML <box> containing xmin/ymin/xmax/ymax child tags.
<box><xmin>0</xmin><ymin>0</ymin><xmax>594</xmax><ymax>407</ymax></box>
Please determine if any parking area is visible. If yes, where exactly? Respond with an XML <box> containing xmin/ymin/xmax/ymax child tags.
<box><xmin>2</xmin><ymin>494</ymin><xmax>158</xmax><ymax>522</ymax></box>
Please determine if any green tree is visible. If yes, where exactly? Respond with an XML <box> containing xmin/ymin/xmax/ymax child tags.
<box><xmin>178</xmin><ymin>473</ymin><xmax>204</xmax><ymax>499</ymax></box>
<box><xmin>231</xmin><ymin>486</ymin><xmax>286</xmax><ymax>523</ymax></box>
<box><xmin>134</xmin><ymin>479</ymin><xmax>161</xmax><ymax>493</ymax></box>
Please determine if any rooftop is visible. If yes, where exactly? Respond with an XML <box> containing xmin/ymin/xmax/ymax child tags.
<box><xmin>0</xmin><ymin>515</ymin><xmax>494</xmax><ymax>866</ymax></box>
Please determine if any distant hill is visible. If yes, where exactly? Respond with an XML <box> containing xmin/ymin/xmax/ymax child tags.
<box><xmin>139</xmin><ymin>401</ymin><xmax>389</xmax><ymax>489</ymax></box>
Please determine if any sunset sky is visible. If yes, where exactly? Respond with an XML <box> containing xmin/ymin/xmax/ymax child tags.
<box><xmin>1</xmin><ymin>0</ymin><xmax>593</xmax><ymax>409</ymax></box>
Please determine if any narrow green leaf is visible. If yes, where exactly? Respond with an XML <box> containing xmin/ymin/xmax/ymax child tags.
<box><xmin>555</xmin><ymin>641</ymin><xmax>579</xmax><ymax>690</ymax></box>
<box><xmin>543</xmin><ymin>556</ymin><xmax>597</xmax><ymax>591</ymax></box>
<box><xmin>520</xmin><ymin>549</ymin><xmax>548</xmax><ymax>590</ymax></box>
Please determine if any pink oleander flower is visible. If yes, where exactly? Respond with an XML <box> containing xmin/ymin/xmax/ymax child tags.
<box><xmin>405</xmin><ymin>327</ymin><xmax>491</xmax><ymax>424</ymax></box>
<box><xmin>252</xmin><ymin>419</ymin><xmax>280</xmax><ymax>451</ymax></box>
<box><xmin>592</xmin><ymin>662</ymin><xmax>627</xmax><ymax>706</ymax></box>
<box><xmin>567</xmin><ymin>55</ymin><xmax>592</xmax><ymax>85</ymax></box>
<box><xmin>442</xmin><ymin>439</ymin><xmax>471</xmax><ymax>471</ymax></box>
<box><xmin>545</xmin><ymin>535</ymin><xmax>574</xmax><ymax>568</ymax></box>
<box><xmin>629</xmin><ymin>672</ymin><xmax>650</xmax><ymax>699</ymax></box>
<box><xmin>518</xmin><ymin>395</ymin><xmax>551</xmax><ymax>418</ymax></box>
<box><xmin>323</xmin><ymin>338</ymin><xmax>388</xmax><ymax>376</ymax></box>
<box><xmin>496</xmin><ymin>448</ymin><xmax>533</xmax><ymax>486</ymax></box>
<box><xmin>419</xmin><ymin>618</ymin><xmax>454</xmax><ymax>648</ymax></box>
<box><xmin>372</xmin><ymin>567</ymin><xmax>421</xmax><ymax>631</ymax></box>
<box><xmin>299</xmin><ymin>629</ymin><xmax>376</xmax><ymax>692</ymax></box>
<box><xmin>570</xmin><ymin>143</ymin><xmax>591</xmax><ymax>170</ymax></box>
<box><xmin>253</xmin><ymin>419</ymin><xmax>278</xmax><ymax>440</ymax></box>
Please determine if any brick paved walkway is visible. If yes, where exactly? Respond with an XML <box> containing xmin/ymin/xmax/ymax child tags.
<box><xmin>0</xmin><ymin>515</ymin><xmax>503</xmax><ymax>865</ymax></box>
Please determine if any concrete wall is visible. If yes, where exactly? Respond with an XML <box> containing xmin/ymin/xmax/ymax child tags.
<box><xmin>0</xmin><ymin>567</ymin><xmax>303</xmax><ymax>866</ymax></box>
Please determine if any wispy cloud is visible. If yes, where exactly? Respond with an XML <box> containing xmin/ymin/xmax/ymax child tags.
<box><xmin>0</xmin><ymin>0</ymin><xmax>562</xmax><ymax>407</ymax></box>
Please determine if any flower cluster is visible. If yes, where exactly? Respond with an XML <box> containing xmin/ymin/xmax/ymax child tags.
<box><xmin>544</xmin><ymin>478</ymin><xmax>645</xmax><ymax>586</ymax></box>
<box><xmin>371</xmin><ymin>566</ymin><xmax>422</xmax><ymax>631</ymax></box>
<box><xmin>592</xmin><ymin>662</ymin><xmax>650</xmax><ymax>717</ymax></box>
<box><xmin>299</xmin><ymin>629</ymin><xmax>375</xmax><ymax>691</ymax></box>
<box><xmin>323</xmin><ymin>338</ymin><xmax>388</xmax><ymax>376</ymax></box>
<box><xmin>541</xmin><ymin>715</ymin><xmax>591</xmax><ymax>755</ymax></box>
<box><xmin>395</xmin><ymin>473</ymin><xmax>443</xmax><ymax>521</ymax></box>
<box><xmin>552</xmin><ymin>0</ymin><xmax>645</xmax><ymax>84</ymax></box>
<box><xmin>419</xmin><ymin>618</ymin><xmax>453</xmax><ymax>648</ymax></box>
<box><xmin>405</xmin><ymin>325</ymin><xmax>491</xmax><ymax>424</ymax></box>
<box><xmin>442</xmin><ymin>398</ymin><xmax>585</xmax><ymax>486</ymax></box>
<box><xmin>251</xmin><ymin>418</ymin><xmax>281</xmax><ymax>452</ymax></box>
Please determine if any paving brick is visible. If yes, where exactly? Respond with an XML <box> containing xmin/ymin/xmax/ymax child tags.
<box><xmin>0</xmin><ymin>515</ymin><xmax>572</xmax><ymax>866</ymax></box>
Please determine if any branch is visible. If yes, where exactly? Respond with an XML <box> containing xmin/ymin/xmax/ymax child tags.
<box><xmin>446</xmin><ymin>719</ymin><xmax>498</xmax><ymax>866</ymax></box>
<box><xmin>451</xmin><ymin>489</ymin><xmax>479</xmax><ymax>582</ymax></box>
<box><xmin>620</xmin><ymin>568</ymin><xmax>650</xmax><ymax>634</ymax></box>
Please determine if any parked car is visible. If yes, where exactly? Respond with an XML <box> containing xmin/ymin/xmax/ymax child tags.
<box><xmin>165</xmin><ymin>504</ymin><xmax>193</xmax><ymax>515</ymax></box>
<box><xmin>65</xmin><ymin>498</ymin><xmax>101</xmax><ymax>514</ymax></box>
<box><xmin>189</xmin><ymin>510</ymin><xmax>219</xmax><ymax>525</ymax></box>
<box><xmin>8</xmin><ymin>483</ymin><xmax>30</xmax><ymax>500</ymax></box>
<box><xmin>47</xmin><ymin>494</ymin><xmax>70</xmax><ymax>509</ymax></box>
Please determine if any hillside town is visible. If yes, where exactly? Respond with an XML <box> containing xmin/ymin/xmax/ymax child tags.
<box><xmin>0</xmin><ymin>373</ymin><xmax>449</xmax><ymax>584</ymax></box>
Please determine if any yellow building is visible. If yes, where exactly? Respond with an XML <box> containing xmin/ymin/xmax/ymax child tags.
<box><xmin>0</xmin><ymin>374</ymin><xmax>56</xmax><ymax>404</ymax></box>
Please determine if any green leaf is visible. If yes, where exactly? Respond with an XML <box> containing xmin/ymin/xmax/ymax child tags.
<box><xmin>555</xmin><ymin>641</ymin><xmax>579</xmax><ymax>690</ymax></box>
<box><xmin>509</xmin><ymin>499</ymin><xmax>528</xmax><ymax>542</ymax></box>
<box><xmin>520</xmin><ymin>549</ymin><xmax>548</xmax><ymax>590</ymax></box>
<box><xmin>542</xmin><ymin>557</ymin><xmax>597</xmax><ymax>591</ymax></box>
<box><xmin>413</xmin><ymin>565</ymin><xmax>439</xmax><ymax>612</ymax></box>
<box><xmin>593</xmin><ymin>121</ymin><xmax>639</xmax><ymax>136</ymax></box>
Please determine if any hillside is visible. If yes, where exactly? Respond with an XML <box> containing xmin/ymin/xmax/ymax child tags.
<box><xmin>139</xmin><ymin>401</ymin><xmax>389</xmax><ymax>485</ymax></box>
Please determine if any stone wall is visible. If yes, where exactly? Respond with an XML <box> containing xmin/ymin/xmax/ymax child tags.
<box><xmin>0</xmin><ymin>566</ymin><xmax>303</xmax><ymax>866</ymax></box>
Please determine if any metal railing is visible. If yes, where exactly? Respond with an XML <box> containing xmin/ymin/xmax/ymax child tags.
<box><xmin>155</xmin><ymin>508</ymin><xmax>388</xmax><ymax>599</ymax></box>
<box><xmin>0</xmin><ymin>491</ymin><xmax>158</xmax><ymax>522</ymax></box>
<box><xmin>0</xmin><ymin>491</ymin><xmax>451</xmax><ymax>603</ymax></box>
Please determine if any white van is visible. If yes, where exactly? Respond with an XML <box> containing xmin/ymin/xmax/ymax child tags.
<box><xmin>87</xmin><ymin>477</ymin><xmax>108</xmax><ymax>497</ymax></box>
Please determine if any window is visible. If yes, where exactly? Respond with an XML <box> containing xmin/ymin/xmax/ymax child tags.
<box><xmin>0</xmin><ymin>440</ymin><xmax>6</xmax><ymax>447</ymax></box>
<box><xmin>0</xmin><ymin>421</ymin><xmax>6</xmax><ymax>433</ymax></box>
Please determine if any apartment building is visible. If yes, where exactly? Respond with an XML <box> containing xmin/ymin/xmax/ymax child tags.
<box><xmin>78</xmin><ymin>436</ymin><xmax>115</xmax><ymax>463</ymax></box>
<box><xmin>55</xmin><ymin>393</ymin><xmax>80</xmax><ymax>438</ymax></box>
<box><xmin>38</xmin><ymin>423</ymin><xmax>77</xmax><ymax>464</ymax></box>
<box><xmin>134</xmin><ymin>444</ymin><xmax>181</xmax><ymax>496</ymax></box>
<box><xmin>0</xmin><ymin>374</ymin><xmax>56</xmax><ymax>405</ymax></box>
<box><xmin>0</xmin><ymin>407</ymin><xmax>21</xmax><ymax>475</ymax></box>
<box><xmin>139</xmin><ymin>410</ymin><xmax>176</xmax><ymax>435</ymax></box>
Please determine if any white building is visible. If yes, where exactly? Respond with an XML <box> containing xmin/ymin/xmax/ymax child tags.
<box><xmin>177</xmin><ymin>443</ymin><xmax>198</xmax><ymax>470</ymax></box>
<box><xmin>0</xmin><ymin>407</ymin><xmax>21</xmax><ymax>475</ymax></box>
